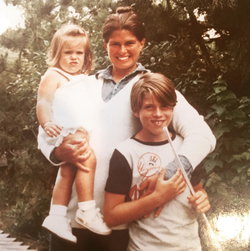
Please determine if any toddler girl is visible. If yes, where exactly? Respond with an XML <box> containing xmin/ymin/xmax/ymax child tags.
<box><xmin>36</xmin><ymin>24</ymin><xmax>111</xmax><ymax>243</ymax></box>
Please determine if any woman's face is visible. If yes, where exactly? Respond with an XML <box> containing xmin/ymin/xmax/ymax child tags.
<box><xmin>104</xmin><ymin>29</ymin><xmax>145</xmax><ymax>76</ymax></box>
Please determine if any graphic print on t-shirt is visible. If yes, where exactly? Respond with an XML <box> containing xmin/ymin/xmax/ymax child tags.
<box><xmin>129</xmin><ymin>152</ymin><xmax>162</xmax><ymax>201</ymax></box>
<box><xmin>138</xmin><ymin>152</ymin><xmax>162</xmax><ymax>178</ymax></box>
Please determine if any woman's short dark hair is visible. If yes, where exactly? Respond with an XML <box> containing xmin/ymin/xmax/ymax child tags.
<box><xmin>103</xmin><ymin>6</ymin><xmax>145</xmax><ymax>43</ymax></box>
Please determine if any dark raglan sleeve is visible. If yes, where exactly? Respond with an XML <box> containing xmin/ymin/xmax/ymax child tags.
<box><xmin>190</xmin><ymin>164</ymin><xmax>205</xmax><ymax>187</ymax></box>
<box><xmin>105</xmin><ymin>149</ymin><xmax>132</xmax><ymax>195</ymax></box>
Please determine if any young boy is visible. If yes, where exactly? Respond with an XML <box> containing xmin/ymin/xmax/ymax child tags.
<box><xmin>104</xmin><ymin>72</ymin><xmax>210</xmax><ymax>251</ymax></box>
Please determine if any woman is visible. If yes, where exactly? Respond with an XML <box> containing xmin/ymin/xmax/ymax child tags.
<box><xmin>38</xmin><ymin>6</ymin><xmax>215</xmax><ymax>251</ymax></box>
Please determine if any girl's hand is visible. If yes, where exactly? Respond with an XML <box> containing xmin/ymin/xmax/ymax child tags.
<box><xmin>43</xmin><ymin>122</ymin><xmax>62</xmax><ymax>137</ymax></box>
<box><xmin>187</xmin><ymin>185</ymin><xmax>210</xmax><ymax>213</ymax></box>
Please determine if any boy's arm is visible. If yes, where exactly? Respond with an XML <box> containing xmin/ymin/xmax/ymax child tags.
<box><xmin>171</xmin><ymin>91</ymin><xmax>216</xmax><ymax>169</ymax></box>
<box><xmin>104</xmin><ymin>169</ymin><xmax>186</xmax><ymax>227</ymax></box>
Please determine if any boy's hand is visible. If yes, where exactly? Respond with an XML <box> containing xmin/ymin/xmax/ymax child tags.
<box><xmin>155</xmin><ymin>168</ymin><xmax>186</xmax><ymax>204</ymax></box>
<box><xmin>44</xmin><ymin>122</ymin><xmax>62</xmax><ymax>137</ymax></box>
<box><xmin>187</xmin><ymin>189</ymin><xmax>210</xmax><ymax>213</ymax></box>
<box><xmin>143</xmin><ymin>169</ymin><xmax>186</xmax><ymax>218</ymax></box>
<box><xmin>138</xmin><ymin>172</ymin><xmax>160</xmax><ymax>218</ymax></box>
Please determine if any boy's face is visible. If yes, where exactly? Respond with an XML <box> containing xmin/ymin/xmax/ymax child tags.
<box><xmin>134</xmin><ymin>93</ymin><xmax>174</xmax><ymax>142</ymax></box>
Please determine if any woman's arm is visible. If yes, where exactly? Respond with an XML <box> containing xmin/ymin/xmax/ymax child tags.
<box><xmin>38</xmin><ymin>127</ymin><xmax>92</xmax><ymax>168</ymax></box>
<box><xmin>104</xmin><ymin>169</ymin><xmax>186</xmax><ymax>227</ymax></box>
<box><xmin>172</xmin><ymin>91</ymin><xmax>216</xmax><ymax>169</ymax></box>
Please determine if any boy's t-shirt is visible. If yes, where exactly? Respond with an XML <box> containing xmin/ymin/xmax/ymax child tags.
<box><xmin>105</xmin><ymin>132</ymin><xmax>202</xmax><ymax>251</ymax></box>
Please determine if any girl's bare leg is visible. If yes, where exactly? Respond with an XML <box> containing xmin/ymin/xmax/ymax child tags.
<box><xmin>70</xmin><ymin>131</ymin><xmax>111</xmax><ymax>235</ymax></box>
<box><xmin>62</xmin><ymin>130</ymin><xmax>96</xmax><ymax>203</ymax></box>
<box><xmin>42</xmin><ymin>129</ymin><xmax>99</xmax><ymax>242</ymax></box>
<box><xmin>52</xmin><ymin>163</ymin><xmax>77</xmax><ymax>206</ymax></box>
<box><xmin>42</xmin><ymin>162</ymin><xmax>77</xmax><ymax>243</ymax></box>
<box><xmin>75</xmin><ymin>150</ymin><xmax>96</xmax><ymax>202</ymax></box>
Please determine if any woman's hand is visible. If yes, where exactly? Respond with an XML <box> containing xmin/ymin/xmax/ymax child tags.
<box><xmin>54</xmin><ymin>132</ymin><xmax>92</xmax><ymax>171</ymax></box>
<box><xmin>187</xmin><ymin>183</ymin><xmax>210</xmax><ymax>213</ymax></box>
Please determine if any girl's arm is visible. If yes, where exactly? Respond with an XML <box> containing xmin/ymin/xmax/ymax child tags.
<box><xmin>172</xmin><ymin>91</ymin><xmax>216</xmax><ymax>169</ymax></box>
<box><xmin>36</xmin><ymin>70</ymin><xmax>58</xmax><ymax>127</ymax></box>
<box><xmin>36</xmin><ymin>70</ymin><xmax>62</xmax><ymax>136</ymax></box>
<box><xmin>104</xmin><ymin>169</ymin><xmax>186</xmax><ymax>227</ymax></box>
<box><xmin>37</xmin><ymin>70</ymin><xmax>91</xmax><ymax>166</ymax></box>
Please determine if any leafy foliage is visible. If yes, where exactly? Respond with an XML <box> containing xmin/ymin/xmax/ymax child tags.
<box><xmin>204</xmin><ymin>80</ymin><xmax>250</xmax><ymax>190</ymax></box>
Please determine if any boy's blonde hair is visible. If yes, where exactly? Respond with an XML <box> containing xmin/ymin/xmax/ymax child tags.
<box><xmin>47</xmin><ymin>24</ymin><xmax>93</xmax><ymax>74</ymax></box>
<box><xmin>131</xmin><ymin>72</ymin><xmax>177</xmax><ymax>113</ymax></box>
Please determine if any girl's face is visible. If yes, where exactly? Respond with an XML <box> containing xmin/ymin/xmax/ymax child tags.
<box><xmin>58</xmin><ymin>36</ymin><xmax>85</xmax><ymax>75</ymax></box>
<box><xmin>134</xmin><ymin>93</ymin><xmax>174</xmax><ymax>142</ymax></box>
<box><xmin>104</xmin><ymin>29</ymin><xmax>145</xmax><ymax>77</ymax></box>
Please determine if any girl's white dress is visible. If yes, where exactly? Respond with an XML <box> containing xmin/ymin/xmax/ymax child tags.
<box><xmin>38</xmin><ymin>67</ymin><xmax>99</xmax><ymax>148</ymax></box>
